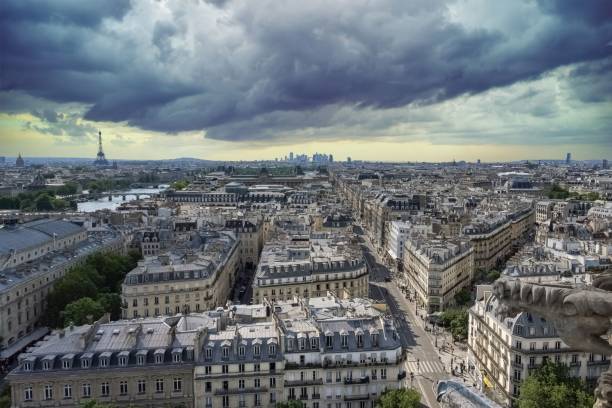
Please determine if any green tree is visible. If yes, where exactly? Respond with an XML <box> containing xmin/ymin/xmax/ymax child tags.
<box><xmin>518</xmin><ymin>362</ymin><xmax>594</xmax><ymax>408</ymax></box>
<box><xmin>0</xmin><ymin>385</ymin><xmax>10</xmax><ymax>408</ymax></box>
<box><xmin>98</xmin><ymin>293</ymin><xmax>123</xmax><ymax>320</ymax></box>
<box><xmin>440</xmin><ymin>308</ymin><xmax>469</xmax><ymax>341</ymax></box>
<box><xmin>63</xmin><ymin>297</ymin><xmax>105</xmax><ymax>326</ymax></box>
<box><xmin>453</xmin><ymin>288</ymin><xmax>471</xmax><ymax>306</ymax></box>
<box><xmin>80</xmin><ymin>401</ymin><xmax>116</xmax><ymax>408</ymax></box>
<box><xmin>34</xmin><ymin>193</ymin><xmax>54</xmax><ymax>211</ymax></box>
<box><xmin>170</xmin><ymin>180</ymin><xmax>189</xmax><ymax>190</ymax></box>
<box><xmin>376</xmin><ymin>388</ymin><xmax>421</xmax><ymax>408</ymax></box>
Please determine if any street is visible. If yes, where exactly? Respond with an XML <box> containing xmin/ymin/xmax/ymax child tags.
<box><xmin>357</xmin><ymin>225</ymin><xmax>448</xmax><ymax>408</ymax></box>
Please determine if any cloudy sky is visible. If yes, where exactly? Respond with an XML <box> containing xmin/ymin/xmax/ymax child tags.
<box><xmin>1</xmin><ymin>0</ymin><xmax>611</xmax><ymax>161</ymax></box>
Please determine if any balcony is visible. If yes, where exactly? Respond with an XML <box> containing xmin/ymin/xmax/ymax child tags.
<box><xmin>512</xmin><ymin>362</ymin><xmax>523</xmax><ymax>369</ymax></box>
<box><xmin>299</xmin><ymin>395</ymin><xmax>308</xmax><ymax>401</ymax></box>
<box><xmin>214</xmin><ymin>387</ymin><xmax>268</xmax><ymax>396</ymax></box>
<box><xmin>344</xmin><ymin>394</ymin><xmax>370</xmax><ymax>401</ymax></box>
<box><xmin>587</xmin><ymin>359</ymin><xmax>610</xmax><ymax>366</ymax></box>
<box><xmin>311</xmin><ymin>393</ymin><xmax>320</xmax><ymax>400</ymax></box>
<box><xmin>344</xmin><ymin>376</ymin><xmax>369</xmax><ymax>385</ymax></box>
<box><xmin>284</xmin><ymin>379</ymin><xmax>323</xmax><ymax>386</ymax></box>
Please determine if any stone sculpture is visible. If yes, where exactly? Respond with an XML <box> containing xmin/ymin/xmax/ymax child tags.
<box><xmin>493</xmin><ymin>273</ymin><xmax>612</xmax><ymax>407</ymax></box>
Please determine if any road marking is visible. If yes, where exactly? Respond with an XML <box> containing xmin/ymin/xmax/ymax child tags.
<box><xmin>406</xmin><ymin>360</ymin><xmax>446</xmax><ymax>374</ymax></box>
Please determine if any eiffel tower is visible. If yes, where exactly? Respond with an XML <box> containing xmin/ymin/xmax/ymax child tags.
<box><xmin>93</xmin><ymin>131</ymin><xmax>109</xmax><ymax>166</ymax></box>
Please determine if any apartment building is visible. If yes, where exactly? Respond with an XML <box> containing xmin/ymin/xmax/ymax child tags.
<box><xmin>121</xmin><ymin>230</ymin><xmax>240</xmax><ymax>318</ymax></box>
<box><xmin>0</xmin><ymin>220</ymin><xmax>123</xmax><ymax>354</ymax></box>
<box><xmin>467</xmin><ymin>286</ymin><xmax>610</xmax><ymax>407</ymax></box>
<box><xmin>252</xmin><ymin>233</ymin><xmax>368</xmax><ymax>303</ymax></box>
<box><xmin>8</xmin><ymin>295</ymin><xmax>407</xmax><ymax>408</ymax></box>
<box><xmin>275</xmin><ymin>296</ymin><xmax>406</xmax><ymax>407</ymax></box>
<box><xmin>402</xmin><ymin>238</ymin><xmax>474</xmax><ymax>313</ymax></box>
<box><xmin>462</xmin><ymin>207</ymin><xmax>534</xmax><ymax>272</ymax></box>
<box><xmin>225</xmin><ymin>219</ymin><xmax>263</xmax><ymax>269</ymax></box>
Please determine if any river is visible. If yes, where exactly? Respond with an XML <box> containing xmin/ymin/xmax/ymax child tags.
<box><xmin>77</xmin><ymin>186</ymin><xmax>168</xmax><ymax>212</ymax></box>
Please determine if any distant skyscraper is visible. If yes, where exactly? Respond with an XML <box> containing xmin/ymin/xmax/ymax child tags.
<box><xmin>603</xmin><ymin>159</ymin><xmax>609</xmax><ymax>170</ymax></box>
<box><xmin>565</xmin><ymin>152</ymin><xmax>571</xmax><ymax>164</ymax></box>
<box><xmin>477</xmin><ymin>159</ymin><xmax>481</xmax><ymax>165</ymax></box>
<box><xmin>289</xmin><ymin>152</ymin><xmax>294</xmax><ymax>161</ymax></box>
<box><xmin>94</xmin><ymin>131</ymin><xmax>109</xmax><ymax>166</ymax></box>
<box><xmin>0</xmin><ymin>156</ymin><xmax>5</xmax><ymax>166</ymax></box>
<box><xmin>15</xmin><ymin>153</ymin><xmax>24</xmax><ymax>167</ymax></box>
<box><xmin>329</xmin><ymin>154</ymin><xmax>333</xmax><ymax>163</ymax></box>
<box><xmin>347</xmin><ymin>156</ymin><xmax>352</xmax><ymax>163</ymax></box>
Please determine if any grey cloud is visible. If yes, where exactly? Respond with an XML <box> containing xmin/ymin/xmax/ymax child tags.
<box><xmin>1</xmin><ymin>0</ymin><xmax>611</xmax><ymax>143</ymax></box>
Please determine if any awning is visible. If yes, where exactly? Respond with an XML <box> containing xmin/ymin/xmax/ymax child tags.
<box><xmin>483</xmin><ymin>375</ymin><xmax>493</xmax><ymax>389</ymax></box>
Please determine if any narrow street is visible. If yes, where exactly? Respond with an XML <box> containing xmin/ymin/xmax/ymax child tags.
<box><xmin>357</xmin><ymin>225</ymin><xmax>448</xmax><ymax>408</ymax></box>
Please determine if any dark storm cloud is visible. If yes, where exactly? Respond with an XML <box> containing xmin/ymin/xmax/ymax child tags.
<box><xmin>1</xmin><ymin>0</ymin><xmax>611</xmax><ymax>141</ymax></box>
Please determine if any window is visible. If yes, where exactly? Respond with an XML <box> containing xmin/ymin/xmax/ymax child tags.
<box><xmin>270</xmin><ymin>377</ymin><xmax>276</xmax><ymax>388</ymax></box>
<box><xmin>357</xmin><ymin>334</ymin><xmax>363</xmax><ymax>348</ymax></box>
<box><xmin>529</xmin><ymin>342</ymin><xmax>536</xmax><ymax>351</ymax></box>
<box><xmin>23</xmin><ymin>361</ymin><xmax>32</xmax><ymax>371</ymax></box>
<box><xmin>205</xmin><ymin>348</ymin><xmax>213</xmax><ymax>360</ymax></box>
<box><xmin>543</xmin><ymin>342</ymin><xmax>549</xmax><ymax>351</ymax></box>
<box><xmin>82</xmin><ymin>383</ymin><xmax>91</xmax><ymax>398</ymax></box>
<box><xmin>100</xmin><ymin>358</ymin><xmax>108</xmax><ymax>368</ymax></box>
<box><xmin>529</xmin><ymin>357</ymin><xmax>536</xmax><ymax>367</ymax></box>
<box><xmin>381</xmin><ymin>368</ymin><xmax>387</xmax><ymax>379</ymax></box>
<box><xmin>239</xmin><ymin>346</ymin><xmax>246</xmax><ymax>357</ymax></box>
<box><xmin>341</xmin><ymin>334</ymin><xmax>348</xmax><ymax>348</ymax></box>
<box><xmin>514</xmin><ymin>370</ymin><xmax>521</xmax><ymax>381</ymax></box>
<box><xmin>44</xmin><ymin>385</ymin><xmax>53</xmax><ymax>400</ymax></box>
<box><xmin>120</xmin><ymin>381</ymin><xmax>128</xmax><ymax>395</ymax></box>
<box><xmin>222</xmin><ymin>347</ymin><xmax>230</xmax><ymax>359</ymax></box>
<box><xmin>222</xmin><ymin>365</ymin><xmax>229</xmax><ymax>374</ymax></box>
<box><xmin>24</xmin><ymin>387</ymin><xmax>33</xmax><ymax>401</ymax></box>
<box><xmin>326</xmin><ymin>334</ymin><xmax>333</xmax><ymax>348</ymax></box>
<box><xmin>515</xmin><ymin>341</ymin><xmax>522</xmax><ymax>350</ymax></box>
<box><xmin>173</xmin><ymin>352</ymin><xmax>182</xmax><ymax>363</ymax></box>
<box><xmin>254</xmin><ymin>363</ymin><xmax>260</xmax><ymax>372</ymax></box>
<box><xmin>572</xmin><ymin>354</ymin><xmax>579</xmax><ymax>364</ymax></box>
<box><xmin>42</xmin><ymin>360</ymin><xmax>51</xmax><ymax>370</ymax></box>
<box><xmin>515</xmin><ymin>355</ymin><xmax>521</xmax><ymax>364</ymax></box>
<box><xmin>138</xmin><ymin>380</ymin><xmax>146</xmax><ymax>394</ymax></box>
<box><xmin>555</xmin><ymin>341</ymin><xmax>561</xmax><ymax>350</ymax></box>
<box><xmin>173</xmin><ymin>378</ymin><xmax>182</xmax><ymax>392</ymax></box>
<box><xmin>254</xmin><ymin>344</ymin><xmax>261</xmax><ymax>357</ymax></box>
<box><xmin>254</xmin><ymin>378</ymin><xmax>261</xmax><ymax>388</ymax></box>
<box><xmin>239</xmin><ymin>363</ymin><xmax>245</xmax><ymax>373</ymax></box>
<box><xmin>205</xmin><ymin>366</ymin><xmax>212</xmax><ymax>375</ymax></box>
<box><xmin>62</xmin><ymin>359</ymin><xmax>71</xmax><ymax>369</ymax></box>
<box><xmin>62</xmin><ymin>384</ymin><xmax>72</xmax><ymax>399</ymax></box>
<box><xmin>156</xmin><ymin>379</ymin><xmax>164</xmax><ymax>393</ymax></box>
<box><xmin>238</xmin><ymin>379</ymin><xmax>245</xmax><ymax>389</ymax></box>
<box><xmin>299</xmin><ymin>338</ymin><xmax>306</xmax><ymax>350</ymax></box>
<box><xmin>269</xmin><ymin>344</ymin><xmax>276</xmax><ymax>355</ymax></box>
<box><xmin>101</xmin><ymin>382</ymin><xmax>110</xmax><ymax>397</ymax></box>
<box><xmin>222</xmin><ymin>395</ymin><xmax>229</xmax><ymax>407</ymax></box>
<box><xmin>119</xmin><ymin>356</ymin><xmax>128</xmax><ymax>366</ymax></box>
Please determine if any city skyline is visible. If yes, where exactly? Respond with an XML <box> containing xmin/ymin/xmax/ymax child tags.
<box><xmin>1</xmin><ymin>1</ymin><xmax>612</xmax><ymax>161</ymax></box>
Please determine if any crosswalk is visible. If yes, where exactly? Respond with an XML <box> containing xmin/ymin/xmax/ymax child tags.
<box><xmin>405</xmin><ymin>360</ymin><xmax>446</xmax><ymax>374</ymax></box>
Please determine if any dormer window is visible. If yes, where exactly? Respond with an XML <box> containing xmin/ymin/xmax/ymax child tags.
<box><xmin>372</xmin><ymin>333</ymin><xmax>379</xmax><ymax>347</ymax></box>
<box><xmin>325</xmin><ymin>334</ymin><xmax>333</xmax><ymax>349</ymax></box>
<box><xmin>172</xmin><ymin>348</ymin><xmax>183</xmax><ymax>363</ymax></box>
<box><xmin>205</xmin><ymin>348</ymin><xmax>212</xmax><ymax>360</ymax></box>
<box><xmin>23</xmin><ymin>361</ymin><xmax>32</xmax><ymax>371</ymax></box>
<box><xmin>239</xmin><ymin>346</ymin><xmax>245</xmax><ymax>357</ymax></box>
<box><xmin>42</xmin><ymin>360</ymin><xmax>52</xmax><ymax>371</ymax></box>
<box><xmin>311</xmin><ymin>337</ymin><xmax>318</xmax><ymax>350</ymax></box>
<box><xmin>137</xmin><ymin>355</ymin><xmax>145</xmax><ymax>365</ymax></box>
<box><xmin>118</xmin><ymin>351</ymin><xmax>129</xmax><ymax>367</ymax></box>
<box><xmin>356</xmin><ymin>334</ymin><xmax>363</xmax><ymax>348</ymax></box>
<box><xmin>254</xmin><ymin>344</ymin><xmax>261</xmax><ymax>357</ymax></box>
<box><xmin>154</xmin><ymin>349</ymin><xmax>165</xmax><ymax>364</ymax></box>
<box><xmin>299</xmin><ymin>338</ymin><xmax>306</xmax><ymax>351</ymax></box>
<box><xmin>62</xmin><ymin>359</ymin><xmax>71</xmax><ymax>369</ymax></box>
<box><xmin>100</xmin><ymin>358</ymin><xmax>108</xmax><ymax>368</ymax></box>
<box><xmin>80</xmin><ymin>356</ymin><xmax>91</xmax><ymax>368</ymax></box>
<box><xmin>341</xmin><ymin>334</ymin><xmax>348</xmax><ymax>349</ymax></box>
<box><xmin>269</xmin><ymin>344</ymin><xmax>276</xmax><ymax>356</ymax></box>
<box><xmin>222</xmin><ymin>347</ymin><xmax>230</xmax><ymax>359</ymax></box>
<box><xmin>287</xmin><ymin>338</ymin><xmax>294</xmax><ymax>351</ymax></box>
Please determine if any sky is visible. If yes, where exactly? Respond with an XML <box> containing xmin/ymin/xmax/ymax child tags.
<box><xmin>1</xmin><ymin>0</ymin><xmax>611</xmax><ymax>162</ymax></box>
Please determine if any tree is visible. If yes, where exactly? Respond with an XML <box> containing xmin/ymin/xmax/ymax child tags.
<box><xmin>440</xmin><ymin>308</ymin><xmax>469</xmax><ymax>341</ymax></box>
<box><xmin>34</xmin><ymin>193</ymin><xmax>54</xmax><ymax>211</ymax></box>
<box><xmin>518</xmin><ymin>361</ymin><xmax>594</xmax><ymax>408</ymax></box>
<box><xmin>453</xmin><ymin>288</ymin><xmax>471</xmax><ymax>306</ymax></box>
<box><xmin>63</xmin><ymin>297</ymin><xmax>105</xmax><ymax>326</ymax></box>
<box><xmin>80</xmin><ymin>401</ymin><xmax>116</xmax><ymax>408</ymax></box>
<box><xmin>170</xmin><ymin>180</ymin><xmax>189</xmax><ymax>190</ymax></box>
<box><xmin>98</xmin><ymin>293</ymin><xmax>123</xmax><ymax>320</ymax></box>
<box><xmin>376</xmin><ymin>388</ymin><xmax>421</xmax><ymax>408</ymax></box>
